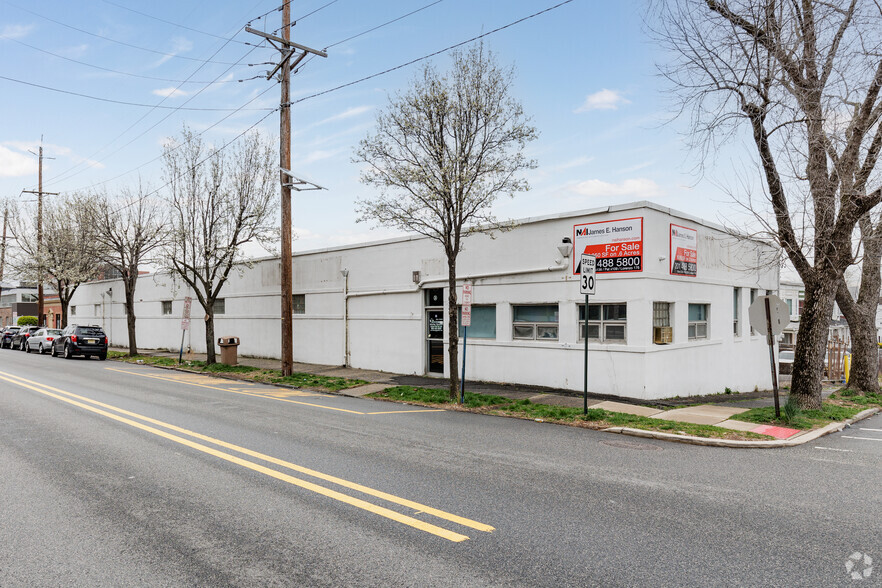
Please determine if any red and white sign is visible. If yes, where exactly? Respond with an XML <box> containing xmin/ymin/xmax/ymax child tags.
<box><xmin>670</xmin><ymin>224</ymin><xmax>697</xmax><ymax>277</ymax></box>
<box><xmin>461</xmin><ymin>283</ymin><xmax>472</xmax><ymax>327</ymax></box>
<box><xmin>181</xmin><ymin>296</ymin><xmax>193</xmax><ymax>331</ymax></box>
<box><xmin>573</xmin><ymin>217</ymin><xmax>643</xmax><ymax>274</ymax></box>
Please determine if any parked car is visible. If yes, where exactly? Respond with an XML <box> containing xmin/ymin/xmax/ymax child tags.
<box><xmin>778</xmin><ymin>350</ymin><xmax>794</xmax><ymax>375</ymax></box>
<box><xmin>51</xmin><ymin>324</ymin><xmax>108</xmax><ymax>360</ymax></box>
<box><xmin>11</xmin><ymin>325</ymin><xmax>42</xmax><ymax>351</ymax></box>
<box><xmin>0</xmin><ymin>326</ymin><xmax>21</xmax><ymax>349</ymax></box>
<box><xmin>26</xmin><ymin>328</ymin><xmax>63</xmax><ymax>354</ymax></box>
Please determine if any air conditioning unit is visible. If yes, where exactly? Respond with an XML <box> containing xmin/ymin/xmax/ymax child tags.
<box><xmin>653</xmin><ymin>326</ymin><xmax>673</xmax><ymax>344</ymax></box>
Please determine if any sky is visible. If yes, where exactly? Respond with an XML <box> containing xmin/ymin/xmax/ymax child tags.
<box><xmin>0</xmin><ymin>0</ymin><xmax>762</xmax><ymax>258</ymax></box>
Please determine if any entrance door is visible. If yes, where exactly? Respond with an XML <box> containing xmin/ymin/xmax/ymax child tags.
<box><xmin>427</xmin><ymin>309</ymin><xmax>444</xmax><ymax>373</ymax></box>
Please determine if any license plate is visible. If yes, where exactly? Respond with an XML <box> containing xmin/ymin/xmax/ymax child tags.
<box><xmin>86</xmin><ymin>339</ymin><xmax>96</xmax><ymax>345</ymax></box>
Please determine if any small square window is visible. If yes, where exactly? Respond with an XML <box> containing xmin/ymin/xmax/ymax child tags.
<box><xmin>162</xmin><ymin>301</ymin><xmax>173</xmax><ymax>315</ymax></box>
<box><xmin>293</xmin><ymin>294</ymin><xmax>305</xmax><ymax>315</ymax></box>
<box><xmin>512</xmin><ymin>305</ymin><xmax>559</xmax><ymax>341</ymax></box>
<box><xmin>688</xmin><ymin>303</ymin><xmax>709</xmax><ymax>340</ymax></box>
<box><xmin>213</xmin><ymin>298</ymin><xmax>225</xmax><ymax>315</ymax></box>
<box><xmin>579</xmin><ymin>303</ymin><xmax>627</xmax><ymax>344</ymax></box>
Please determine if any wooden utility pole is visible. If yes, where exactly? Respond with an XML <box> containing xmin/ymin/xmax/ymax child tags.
<box><xmin>280</xmin><ymin>1</ymin><xmax>293</xmax><ymax>376</ymax></box>
<box><xmin>23</xmin><ymin>143</ymin><xmax>57</xmax><ymax>326</ymax></box>
<box><xmin>246</xmin><ymin>7</ymin><xmax>327</xmax><ymax>376</ymax></box>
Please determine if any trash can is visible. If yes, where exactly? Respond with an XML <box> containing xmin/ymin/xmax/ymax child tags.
<box><xmin>218</xmin><ymin>336</ymin><xmax>240</xmax><ymax>365</ymax></box>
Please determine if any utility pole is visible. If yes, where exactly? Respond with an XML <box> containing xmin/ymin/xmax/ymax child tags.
<box><xmin>246</xmin><ymin>6</ymin><xmax>327</xmax><ymax>376</ymax></box>
<box><xmin>23</xmin><ymin>141</ymin><xmax>58</xmax><ymax>327</ymax></box>
<box><xmin>0</xmin><ymin>203</ymin><xmax>8</xmax><ymax>304</ymax></box>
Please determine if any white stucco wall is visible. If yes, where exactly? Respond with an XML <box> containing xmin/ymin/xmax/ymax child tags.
<box><xmin>69</xmin><ymin>201</ymin><xmax>779</xmax><ymax>400</ymax></box>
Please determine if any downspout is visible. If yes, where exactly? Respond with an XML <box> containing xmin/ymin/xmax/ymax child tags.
<box><xmin>341</xmin><ymin>269</ymin><xmax>349</xmax><ymax>367</ymax></box>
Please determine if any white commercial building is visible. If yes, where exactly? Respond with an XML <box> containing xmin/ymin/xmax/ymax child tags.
<box><xmin>71</xmin><ymin>202</ymin><xmax>779</xmax><ymax>400</ymax></box>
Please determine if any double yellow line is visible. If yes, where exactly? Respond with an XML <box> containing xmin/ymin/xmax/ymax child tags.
<box><xmin>0</xmin><ymin>370</ymin><xmax>493</xmax><ymax>542</ymax></box>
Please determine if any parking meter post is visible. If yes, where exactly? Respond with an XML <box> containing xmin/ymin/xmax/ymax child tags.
<box><xmin>765</xmin><ymin>297</ymin><xmax>780</xmax><ymax>419</ymax></box>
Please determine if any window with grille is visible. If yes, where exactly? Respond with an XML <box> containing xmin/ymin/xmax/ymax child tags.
<box><xmin>579</xmin><ymin>303</ymin><xmax>627</xmax><ymax>343</ymax></box>
<box><xmin>512</xmin><ymin>305</ymin><xmax>559</xmax><ymax>340</ymax></box>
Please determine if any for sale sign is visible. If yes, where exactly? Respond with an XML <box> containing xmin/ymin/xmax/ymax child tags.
<box><xmin>573</xmin><ymin>217</ymin><xmax>643</xmax><ymax>274</ymax></box>
<box><xmin>670</xmin><ymin>224</ymin><xmax>697</xmax><ymax>277</ymax></box>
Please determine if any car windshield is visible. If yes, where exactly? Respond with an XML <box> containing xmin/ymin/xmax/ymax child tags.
<box><xmin>47</xmin><ymin>329</ymin><xmax>62</xmax><ymax>336</ymax></box>
<box><xmin>779</xmin><ymin>351</ymin><xmax>794</xmax><ymax>360</ymax></box>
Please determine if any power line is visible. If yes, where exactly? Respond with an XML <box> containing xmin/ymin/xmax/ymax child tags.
<box><xmin>1</xmin><ymin>35</ymin><xmax>244</xmax><ymax>85</ymax></box>
<box><xmin>0</xmin><ymin>74</ymin><xmax>274</xmax><ymax>111</ymax></box>
<box><xmin>289</xmin><ymin>0</ymin><xmax>576</xmax><ymax>106</ymax></box>
<box><xmin>44</xmin><ymin>39</ymin><xmax>265</xmax><ymax>187</ymax></box>
<box><xmin>99</xmin><ymin>0</ymin><xmax>251</xmax><ymax>45</ymax></box>
<box><xmin>325</xmin><ymin>0</ymin><xmax>445</xmax><ymax>50</ymax></box>
<box><xmin>274</xmin><ymin>0</ymin><xmax>342</xmax><ymax>34</ymax></box>
<box><xmin>58</xmin><ymin>84</ymin><xmax>279</xmax><ymax>196</ymax></box>
<box><xmin>4</xmin><ymin>1</ymin><xmax>245</xmax><ymax>66</ymax></box>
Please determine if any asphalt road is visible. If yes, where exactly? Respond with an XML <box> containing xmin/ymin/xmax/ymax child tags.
<box><xmin>1</xmin><ymin>349</ymin><xmax>879</xmax><ymax>587</ymax></box>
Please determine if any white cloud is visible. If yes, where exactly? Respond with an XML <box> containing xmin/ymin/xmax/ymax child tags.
<box><xmin>571</xmin><ymin>178</ymin><xmax>663</xmax><ymax>198</ymax></box>
<box><xmin>575</xmin><ymin>89</ymin><xmax>630</xmax><ymax>112</ymax></box>
<box><xmin>152</xmin><ymin>87</ymin><xmax>189</xmax><ymax>98</ymax></box>
<box><xmin>1</xmin><ymin>24</ymin><xmax>33</xmax><ymax>39</ymax></box>
<box><xmin>150</xmin><ymin>36</ymin><xmax>193</xmax><ymax>68</ymax></box>
<box><xmin>551</xmin><ymin>156</ymin><xmax>594</xmax><ymax>172</ymax></box>
<box><xmin>0</xmin><ymin>145</ymin><xmax>37</xmax><ymax>177</ymax></box>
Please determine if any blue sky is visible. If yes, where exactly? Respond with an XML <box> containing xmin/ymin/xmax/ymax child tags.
<box><xmin>0</xmin><ymin>0</ymin><xmax>754</xmax><ymax>253</ymax></box>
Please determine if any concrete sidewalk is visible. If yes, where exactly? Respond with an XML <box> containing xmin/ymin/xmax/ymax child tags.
<box><xmin>111</xmin><ymin>347</ymin><xmax>861</xmax><ymax>444</ymax></box>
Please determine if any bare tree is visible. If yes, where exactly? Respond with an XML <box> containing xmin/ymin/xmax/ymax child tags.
<box><xmin>355</xmin><ymin>43</ymin><xmax>538</xmax><ymax>400</ymax></box>
<box><xmin>10</xmin><ymin>194</ymin><xmax>104</xmax><ymax>328</ymax></box>
<box><xmin>652</xmin><ymin>0</ymin><xmax>882</xmax><ymax>408</ymax></box>
<box><xmin>161</xmin><ymin>126</ymin><xmax>278</xmax><ymax>364</ymax></box>
<box><xmin>91</xmin><ymin>184</ymin><xmax>167</xmax><ymax>356</ymax></box>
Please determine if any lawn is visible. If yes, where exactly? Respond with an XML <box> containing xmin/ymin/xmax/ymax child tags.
<box><xmin>369</xmin><ymin>386</ymin><xmax>774</xmax><ymax>440</ymax></box>
<box><xmin>109</xmin><ymin>353</ymin><xmax>367</xmax><ymax>392</ymax></box>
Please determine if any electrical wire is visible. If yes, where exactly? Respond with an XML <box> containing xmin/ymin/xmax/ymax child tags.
<box><xmin>1</xmin><ymin>35</ymin><xmax>244</xmax><ymax>85</ymax></box>
<box><xmin>0</xmin><ymin>74</ymin><xmax>273</xmax><ymax>111</ymax></box>
<box><xmin>324</xmin><ymin>0</ymin><xmax>444</xmax><ymax>50</ymax></box>
<box><xmin>274</xmin><ymin>0</ymin><xmax>341</xmax><ymax>34</ymax></box>
<box><xmin>289</xmin><ymin>0</ymin><xmax>575</xmax><ymax>106</ymax></box>
<box><xmin>99</xmin><ymin>0</ymin><xmax>251</xmax><ymax>45</ymax></box>
<box><xmin>3</xmin><ymin>1</ymin><xmax>244</xmax><ymax>66</ymax></box>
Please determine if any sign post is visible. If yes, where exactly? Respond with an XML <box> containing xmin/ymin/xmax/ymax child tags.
<box><xmin>179</xmin><ymin>296</ymin><xmax>192</xmax><ymax>364</ymax></box>
<box><xmin>580</xmin><ymin>255</ymin><xmax>596</xmax><ymax>414</ymax></box>
<box><xmin>460</xmin><ymin>283</ymin><xmax>472</xmax><ymax>404</ymax></box>
<box><xmin>748</xmin><ymin>294</ymin><xmax>790</xmax><ymax>418</ymax></box>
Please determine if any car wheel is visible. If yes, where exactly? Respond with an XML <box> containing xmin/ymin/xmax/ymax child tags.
<box><xmin>51</xmin><ymin>344</ymin><xmax>58</xmax><ymax>357</ymax></box>
<box><xmin>39</xmin><ymin>343</ymin><xmax>45</xmax><ymax>355</ymax></box>
<box><xmin>64</xmin><ymin>343</ymin><xmax>73</xmax><ymax>359</ymax></box>
<box><xmin>25</xmin><ymin>342</ymin><xmax>31</xmax><ymax>353</ymax></box>
<box><xmin>98</xmin><ymin>353</ymin><xmax>107</xmax><ymax>361</ymax></box>
<box><xmin>20</xmin><ymin>340</ymin><xmax>26</xmax><ymax>351</ymax></box>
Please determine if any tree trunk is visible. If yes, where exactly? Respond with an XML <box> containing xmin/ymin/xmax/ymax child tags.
<box><xmin>789</xmin><ymin>278</ymin><xmax>838</xmax><ymax>409</ymax></box>
<box><xmin>447</xmin><ymin>256</ymin><xmax>460</xmax><ymax>401</ymax></box>
<box><xmin>834</xmin><ymin>218</ymin><xmax>881</xmax><ymax>394</ymax></box>
<box><xmin>205</xmin><ymin>307</ymin><xmax>216</xmax><ymax>364</ymax></box>
<box><xmin>124</xmin><ymin>278</ymin><xmax>138</xmax><ymax>356</ymax></box>
<box><xmin>60</xmin><ymin>300</ymin><xmax>68</xmax><ymax>329</ymax></box>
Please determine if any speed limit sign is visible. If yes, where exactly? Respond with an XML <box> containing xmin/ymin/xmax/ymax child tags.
<box><xmin>580</xmin><ymin>254</ymin><xmax>597</xmax><ymax>295</ymax></box>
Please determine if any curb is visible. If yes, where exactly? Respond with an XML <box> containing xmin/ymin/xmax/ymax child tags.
<box><xmin>604</xmin><ymin>407</ymin><xmax>881</xmax><ymax>448</ymax></box>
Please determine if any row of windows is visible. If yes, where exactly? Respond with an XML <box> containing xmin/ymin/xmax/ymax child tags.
<box><xmin>455</xmin><ymin>302</ymin><xmax>711</xmax><ymax>343</ymax></box>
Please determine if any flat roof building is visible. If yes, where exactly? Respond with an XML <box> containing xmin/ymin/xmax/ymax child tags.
<box><xmin>71</xmin><ymin>201</ymin><xmax>779</xmax><ymax>400</ymax></box>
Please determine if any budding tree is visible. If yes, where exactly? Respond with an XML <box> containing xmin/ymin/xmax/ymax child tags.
<box><xmin>652</xmin><ymin>0</ymin><xmax>882</xmax><ymax>408</ymax></box>
<box><xmin>10</xmin><ymin>194</ymin><xmax>104</xmax><ymax>327</ymax></box>
<box><xmin>161</xmin><ymin>127</ymin><xmax>278</xmax><ymax>364</ymax></box>
<box><xmin>91</xmin><ymin>184</ymin><xmax>167</xmax><ymax>356</ymax></box>
<box><xmin>355</xmin><ymin>43</ymin><xmax>538</xmax><ymax>400</ymax></box>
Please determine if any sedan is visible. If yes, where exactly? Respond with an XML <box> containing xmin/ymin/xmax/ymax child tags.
<box><xmin>778</xmin><ymin>350</ymin><xmax>794</xmax><ymax>374</ymax></box>
<box><xmin>26</xmin><ymin>328</ymin><xmax>63</xmax><ymax>354</ymax></box>
<box><xmin>10</xmin><ymin>325</ymin><xmax>41</xmax><ymax>351</ymax></box>
<box><xmin>1</xmin><ymin>326</ymin><xmax>21</xmax><ymax>349</ymax></box>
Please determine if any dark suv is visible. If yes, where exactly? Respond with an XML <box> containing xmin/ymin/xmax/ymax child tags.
<box><xmin>11</xmin><ymin>325</ymin><xmax>41</xmax><ymax>351</ymax></box>
<box><xmin>1</xmin><ymin>326</ymin><xmax>22</xmax><ymax>349</ymax></box>
<box><xmin>52</xmin><ymin>324</ymin><xmax>108</xmax><ymax>360</ymax></box>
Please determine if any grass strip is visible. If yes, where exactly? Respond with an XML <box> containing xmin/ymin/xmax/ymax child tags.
<box><xmin>109</xmin><ymin>353</ymin><xmax>367</xmax><ymax>392</ymax></box>
<box><xmin>369</xmin><ymin>386</ymin><xmax>774</xmax><ymax>440</ymax></box>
